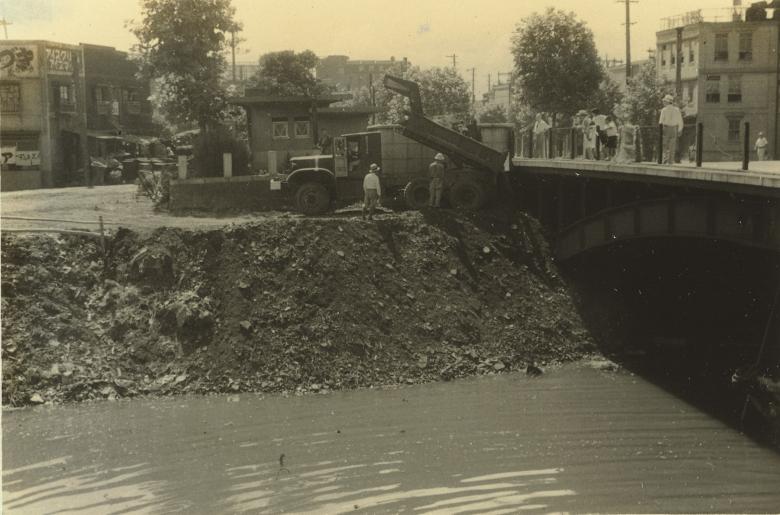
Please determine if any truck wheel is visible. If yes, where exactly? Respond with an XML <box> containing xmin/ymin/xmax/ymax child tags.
<box><xmin>449</xmin><ymin>178</ymin><xmax>485</xmax><ymax>210</ymax></box>
<box><xmin>295</xmin><ymin>182</ymin><xmax>331</xmax><ymax>215</ymax></box>
<box><xmin>404</xmin><ymin>179</ymin><xmax>430</xmax><ymax>209</ymax></box>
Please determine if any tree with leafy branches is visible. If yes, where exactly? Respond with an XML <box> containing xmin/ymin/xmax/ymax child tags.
<box><xmin>511</xmin><ymin>8</ymin><xmax>603</xmax><ymax>125</ymax></box>
<box><xmin>478</xmin><ymin>104</ymin><xmax>509</xmax><ymax>123</ymax></box>
<box><xmin>620</xmin><ymin>60</ymin><xmax>673</xmax><ymax>127</ymax></box>
<box><xmin>129</xmin><ymin>0</ymin><xmax>241</xmax><ymax>132</ymax></box>
<box><xmin>250</xmin><ymin>50</ymin><xmax>333</xmax><ymax>97</ymax></box>
<box><xmin>342</xmin><ymin>65</ymin><xmax>471</xmax><ymax>125</ymax></box>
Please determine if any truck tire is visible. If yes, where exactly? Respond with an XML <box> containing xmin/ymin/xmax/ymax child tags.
<box><xmin>295</xmin><ymin>182</ymin><xmax>331</xmax><ymax>215</ymax></box>
<box><xmin>404</xmin><ymin>179</ymin><xmax>430</xmax><ymax>209</ymax></box>
<box><xmin>449</xmin><ymin>178</ymin><xmax>485</xmax><ymax>210</ymax></box>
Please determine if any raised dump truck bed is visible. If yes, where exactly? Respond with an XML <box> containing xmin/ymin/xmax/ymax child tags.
<box><xmin>383</xmin><ymin>75</ymin><xmax>507</xmax><ymax>174</ymax></box>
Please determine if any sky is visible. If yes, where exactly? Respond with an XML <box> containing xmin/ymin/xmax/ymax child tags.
<box><xmin>1</xmin><ymin>0</ymin><xmax>735</xmax><ymax>96</ymax></box>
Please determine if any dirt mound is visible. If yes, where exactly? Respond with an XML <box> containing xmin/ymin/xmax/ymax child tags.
<box><xmin>2</xmin><ymin>209</ymin><xmax>595</xmax><ymax>406</ymax></box>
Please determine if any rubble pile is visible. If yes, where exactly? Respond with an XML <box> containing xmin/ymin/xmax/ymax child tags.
<box><xmin>2</xmin><ymin>209</ymin><xmax>595</xmax><ymax>406</ymax></box>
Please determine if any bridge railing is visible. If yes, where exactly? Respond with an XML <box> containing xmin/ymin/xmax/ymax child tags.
<box><xmin>514</xmin><ymin>121</ymin><xmax>762</xmax><ymax>170</ymax></box>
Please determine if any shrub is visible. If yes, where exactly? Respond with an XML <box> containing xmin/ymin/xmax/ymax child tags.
<box><xmin>192</xmin><ymin>129</ymin><xmax>250</xmax><ymax>177</ymax></box>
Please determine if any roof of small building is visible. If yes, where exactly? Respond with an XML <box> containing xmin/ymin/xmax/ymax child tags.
<box><xmin>229</xmin><ymin>93</ymin><xmax>351</xmax><ymax>107</ymax></box>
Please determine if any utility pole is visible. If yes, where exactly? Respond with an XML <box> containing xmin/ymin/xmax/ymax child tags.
<box><xmin>446</xmin><ymin>54</ymin><xmax>457</xmax><ymax>69</ymax></box>
<box><xmin>617</xmin><ymin>0</ymin><xmax>638</xmax><ymax>81</ymax></box>
<box><xmin>467</xmin><ymin>67</ymin><xmax>475</xmax><ymax>105</ymax></box>
<box><xmin>0</xmin><ymin>18</ymin><xmax>11</xmax><ymax>39</ymax></box>
<box><xmin>487</xmin><ymin>73</ymin><xmax>491</xmax><ymax>93</ymax></box>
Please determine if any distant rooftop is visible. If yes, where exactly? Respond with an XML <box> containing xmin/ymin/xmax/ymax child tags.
<box><xmin>660</xmin><ymin>5</ymin><xmax>778</xmax><ymax>30</ymax></box>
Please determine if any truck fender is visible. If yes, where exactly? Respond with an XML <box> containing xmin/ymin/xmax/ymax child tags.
<box><xmin>286</xmin><ymin>168</ymin><xmax>337</xmax><ymax>193</ymax></box>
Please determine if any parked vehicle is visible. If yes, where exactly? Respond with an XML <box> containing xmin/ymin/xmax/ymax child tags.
<box><xmin>274</xmin><ymin>75</ymin><xmax>510</xmax><ymax>215</ymax></box>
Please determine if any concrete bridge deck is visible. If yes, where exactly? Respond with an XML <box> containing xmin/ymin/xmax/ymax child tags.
<box><xmin>511</xmin><ymin>158</ymin><xmax>780</xmax><ymax>197</ymax></box>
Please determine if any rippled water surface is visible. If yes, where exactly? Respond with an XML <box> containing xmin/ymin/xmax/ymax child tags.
<box><xmin>4</xmin><ymin>365</ymin><xmax>780</xmax><ymax>513</ymax></box>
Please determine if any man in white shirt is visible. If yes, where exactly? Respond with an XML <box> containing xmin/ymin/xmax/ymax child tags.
<box><xmin>362</xmin><ymin>163</ymin><xmax>381</xmax><ymax>220</ymax></box>
<box><xmin>659</xmin><ymin>94</ymin><xmax>684</xmax><ymax>164</ymax></box>
<box><xmin>755</xmin><ymin>132</ymin><xmax>769</xmax><ymax>161</ymax></box>
<box><xmin>533</xmin><ymin>113</ymin><xmax>550</xmax><ymax>158</ymax></box>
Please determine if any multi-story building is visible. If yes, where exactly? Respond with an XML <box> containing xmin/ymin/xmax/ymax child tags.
<box><xmin>1</xmin><ymin>40</ymin><xmax>87</xmax><ymax>190</ymax></box>
<box><xmin>481</xmin><ymin>82</ymin><xmax>511</xmax><ymax>117</ymax></box>
<box><xmin>316</xmin><ymin>55</ymin><xmax>410</xmax><ymax>91</ymax></box>
<box><xmin>656</xmin><ymin>6</ymin><xmax>780</xmax><ymax>161</ymax></box>
<box><xmin>82</xmin><ymin>44</ymin><xmax>155</xmax><ymax>158</ymax></box>
<box><xmin>605</xmin><ymin>59</ymin><xmax>652</xmax><ymax>94</ymax></box>
<box><xmin>0</xmin><ymin>40</ymin><xmax>156</xmax><ymax>191</ymax></box>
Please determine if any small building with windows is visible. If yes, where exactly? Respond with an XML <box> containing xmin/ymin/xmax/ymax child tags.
<box><xmin>656</xmin><ymin>6</ymin><xmax>780</xmax><ymax>161</ymax></box>
<box><xmin>230</xmin><ymin>92</ymin><xmax>375</xmax><ymax>173</ymax></box>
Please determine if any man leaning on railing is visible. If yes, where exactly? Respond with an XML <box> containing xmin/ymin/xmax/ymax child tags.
<box><xmin>659</xmin><ymin>94</ymin><xmax>684</xmax><ymax>165</ymax></box>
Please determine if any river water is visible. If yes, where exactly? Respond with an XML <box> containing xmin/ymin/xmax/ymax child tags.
<box><xmin>3</xmin><ymin>364</ymin><xmax>779</xmax><ymax>514</ymax></box>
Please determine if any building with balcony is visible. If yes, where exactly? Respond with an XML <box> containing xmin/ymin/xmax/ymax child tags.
<box><xmin>316</xmin><ymin>55</ymin><xmax>410</xmax><ymax>91</ymax></box>
<box><xmin>82</xmin><ymin>44</ymin><xmax>156</xmax><ymax>158</ymax></box>
<box><xmin>656</xmin><ymin>5</ymin><xmax>780</xmax><ymax>161</ymax></box>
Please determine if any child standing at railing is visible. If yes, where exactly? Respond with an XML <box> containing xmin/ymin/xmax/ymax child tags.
<box><xmin>605</xmin><ymin>116</ymin><xmax>619</xmax><ymax>160</ymax></box>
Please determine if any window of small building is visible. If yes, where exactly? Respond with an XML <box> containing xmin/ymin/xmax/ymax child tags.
<box><xmin>661</xmin><ymin>44</ymin><xmax>667</xmax><ymax>66</ymax></box>
<box><xmin>689</xmin><ymin>44</ymin><xmax>695</xmax><ymax>64</ymax></box>
<box><xmin>727</xmin><ymin>118</ymin><xmax>741</xmax><ymax>142</ymax></box>
<box><xmin>671</xmin><ymin>46</ymin><xmax>676</xmax><ymax>65</ymax></box>
<box><xmin>686</xmin><ymin>82</ymin><xmax>695</xmax><ymax>104</ymax></box>
<box><xmin>57</xmin><ymin>84</ymin><xmax>75</xmax><ymax>111</ymax></box>
<box><xmin>714</xmin><ymin>34</ymin><xmax>729</xmax><ymax>61</ymax></box>
<box><xmin>705</xmin><ymin>75</ymin><xmax>721</xmax><ymax>103</ymax></box>
<box><xmin>293</xmin><ymin>118</ymin><xmax>310</xmax><ymax>138</ymax></box>
<box><xmin>738</xmin><ymin>32</ymin><xmax>752</xmax><ymax>61</ymax></box>
<box><xmin>0</xmin><ymin>83</ymin><xmax>21</xmax><ymax>112</ymax></box>
<box><xmin>727</xmin><ymin>75</ymin><xmax>742</xmax><ymax>103</ymax></box>
<box><xmin>272</xmin><ymin>118</ymin><xmax>289</xmax><ymax>139</ymax></box>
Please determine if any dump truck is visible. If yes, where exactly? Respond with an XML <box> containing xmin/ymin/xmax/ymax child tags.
<box><xmin>276</xmin><ymin>75</ymin><xmax>509</xmax><ymax>215</ymax></box>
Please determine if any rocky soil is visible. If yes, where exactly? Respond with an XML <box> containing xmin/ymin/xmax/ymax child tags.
<box><xmin>2</xmin><ymin>208</ymin><xmax>597</xmax><ymax>406</ymax></box>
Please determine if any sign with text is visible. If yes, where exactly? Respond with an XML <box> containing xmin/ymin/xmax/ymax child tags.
<box><xmin>0</xmin><ymin>45</ymin><xmax>38</xmax><ymax>79</ymax></box>
<box><xmin>0</xmin><ymin>146</ymin><xmax>40</xmax><ymax>167</ymax></box>
<box><xmin>45</xmin><ymin>47</ymin><xmax>74</xmax><ymax>75</ymax></box>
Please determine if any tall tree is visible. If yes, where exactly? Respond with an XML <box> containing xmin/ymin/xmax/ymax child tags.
<box><xmin>129</xmin><ymin>0</ymin><xmax>240</xmax><ymax>131</ymax></box>
<box><xmin>344</xmin><ymin>65</ymin><xmax>471</xmax><ymax>125</ymax></box>
<box><xmin>250</xmin><ymin>50</ymin><xmax>332</xmax><ymax>97</ymax></box>
<box><xmin>620</xmin><ymin>60</ymin><xmax>673</xmax><ymax>126</ymax></box>
<box><xmin>511</xmin><ymin>8</ymin><xmax>603</xmax><ymax>121</ymax></box>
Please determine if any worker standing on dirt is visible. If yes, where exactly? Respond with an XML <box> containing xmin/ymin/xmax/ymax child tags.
<box><xmin>429</xmin><ymin>153</ymin><xmax>446</xmax><ymax>207</ymax></box>
<box><xmin>362</xmin><ymin>163</ymin><xmax>382</xmax><ymax>220</ymax></box>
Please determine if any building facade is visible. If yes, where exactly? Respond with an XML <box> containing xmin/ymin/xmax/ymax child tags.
<box><xmin>316</xmin><ymin>55</ymin><xmax>410</xmax><ymax>91</ymax></box>
<box><xmin>0</xmin><ymin>40</ymin><xmax>156</xmax><ymax>191</ymax></box>
<box><xmin>82</xmin><ymin>44</ymin><xmax>156</xmax><ymax>158</ymax></box>
<box><xmin>1</xmin><ymin>40</ymin><xmax>87</xmax><ymax>190</ymax></box>
<box><xmin>656</xmin><ymin>11</ymin><xmax>780</xmax><ymax>161</ymax></box>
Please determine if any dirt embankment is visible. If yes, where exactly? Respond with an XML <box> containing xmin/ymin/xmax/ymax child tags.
<box><xmin>2</xmin><ymin>209</ymin><xmax>596</xmax><ymax>406</ymax></box>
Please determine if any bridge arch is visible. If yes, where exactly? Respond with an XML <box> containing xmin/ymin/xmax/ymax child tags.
<box><xmin>555</xmin><ymin>196</ymin><xmax>780</xmax><ymax>261</ymax></box>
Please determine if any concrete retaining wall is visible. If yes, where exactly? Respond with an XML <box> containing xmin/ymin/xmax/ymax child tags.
<box><xmin>169</xmin><ymin>175</ymin><xmax>287</xmax><ymax>211</ymax></box>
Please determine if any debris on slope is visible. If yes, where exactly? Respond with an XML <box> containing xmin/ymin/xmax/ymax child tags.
<box><xmin>2</xmin><ymin>209</ymin><xmax>595</xmax><ymax>406</ymax></box>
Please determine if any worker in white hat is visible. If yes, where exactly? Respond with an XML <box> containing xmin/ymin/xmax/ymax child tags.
<box><xmin>429</xmin><ymin>153</ymin><xmax>446</xmax><ymax>207</ymax></box>
<box><xmin>362</xmin><ymin>163</ymin><xmax>381</xmax><ymax>220</ymax></box>
<box><xmin>658</xmin><ymin>94</ymin><xmax>684</xmax><ymax>165</ymax></box>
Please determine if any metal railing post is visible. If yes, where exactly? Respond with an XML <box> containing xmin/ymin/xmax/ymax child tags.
<box><xmin>696</xmin><ymin>122</ymin><xmax>703</xmax><ymax>167</ymax></box>
<box><xmin>742</xmin><ymin>121</ymin><xmax>750</xmax><ymax>171</ymax></box>
<box><xmin>528</xmin><ymin>127</ymin><xmax>534</xmax><ymax>158</ymax></box>
<box><xmin>595</xmin><ymin>133</ymin><xmax>601</xmax><ymax>161</ymax></box>
<box><xmin>657</xmin><ymin>123</ymin><xmax>664</xmax><ymax>165</ymax></box>
<box><xmin>634</xmin><ymin>126</ymin><xmax>641</xmax><ymax>162</ymax></box>
<box><xmin>548</xmin><ymin>130</ymin><xmax>553</xmax><ymax>159</ymax></box>
<box><xmin>570</xmin><ymin>128</ymin><xmax>576</xmax><ymax>159</ymax></box>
